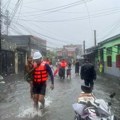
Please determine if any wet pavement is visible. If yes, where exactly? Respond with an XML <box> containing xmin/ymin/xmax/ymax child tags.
<box><xmin>0</xmin><ymin>68</ymin><xmax>120</xmax><ymax>120</ymax></box>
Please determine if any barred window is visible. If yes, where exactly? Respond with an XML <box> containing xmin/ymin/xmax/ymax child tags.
<box><xmin>116</xmin><ymin>54</ymin><xmax>120</xmax><ymax>67</ymax></box>
<box><xmin>118</xmin><ymin>45</ymin><xmax>120</xmax><ymax>54</ymax></box>
<box><xmin>107</xmin><ymin>56</ymin><xmax>112</xmax><ymax>67</ymax></box>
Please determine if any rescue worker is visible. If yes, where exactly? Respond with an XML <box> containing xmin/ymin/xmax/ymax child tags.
<box><xmin>80</xmin><ymin>58</ymin><xmax>96</xmax><ymax>89</ymax></box>
<box><xmin>32</xmin><ymin>52</ymin><xmax>54</xmax><ymax>111</ymax></box>
<box><xmin>59</xmin><ymin>59</ymin><xmax>67</xmax><ymax>79</ymax></box>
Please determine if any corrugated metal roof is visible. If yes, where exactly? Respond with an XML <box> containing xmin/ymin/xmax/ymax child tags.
<box><xmin>98</xmin><ymin>34</ymin><xmax>120</xmax><ymax>46</ymax></box>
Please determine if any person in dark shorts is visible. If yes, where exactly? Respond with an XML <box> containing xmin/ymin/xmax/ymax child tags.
<box><xmin>33</xmin><ymin>82</ymin><xmax>46</xmax><ymax>95</ymax></box>
<box><xmin>32</xmin><ymin>51</ymin><xmax>54</xmax><ymax>111</ymax></box>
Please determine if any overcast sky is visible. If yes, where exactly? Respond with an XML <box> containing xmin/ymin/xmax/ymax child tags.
<box><xmin>2</xmin><ymin>0</ymin><xmax>120</xmax><ymax>49</ymax></box>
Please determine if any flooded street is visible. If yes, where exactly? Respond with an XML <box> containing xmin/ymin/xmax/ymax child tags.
<box><xmin>0</xmin><ymin>68</ymin><xmax>120</xmax><ymax>120</ymax></box>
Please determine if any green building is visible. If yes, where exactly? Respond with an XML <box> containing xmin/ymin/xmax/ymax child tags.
<box><xmin>97</xmin><ymin>34</ymin><xmax>120</xmax><ymax>77</ymax></box>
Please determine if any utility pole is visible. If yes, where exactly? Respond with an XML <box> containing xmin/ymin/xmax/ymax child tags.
<box><xmin>0</xmin><ymin>0</ymin><xmax>2</xmax><ymax>75</ymax></box>
<box><xmin>28</xmin><ymin>37</ymin><xmax>31</xmax><ymax>56</ymax></box>
<box><xmin>83</xmin><ymin>40</ymin><xmax>85</xmax><ymax>55</ymax></box>
<box><xmin>5</xmin><ymin>10</ymin><xmax>9</xmax><ymax>35</ymax></box>
<box><xmin>94</xmin><ymin>30</ymin><xmax>96</xmax><ymax>46</ymax></box>
<box><xmin>0</xmin><ymin>0</ymin><xmax>1</xmax><ymax>51</ymax></box>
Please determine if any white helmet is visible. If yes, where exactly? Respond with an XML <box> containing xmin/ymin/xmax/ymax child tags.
<box><xmin>33</xmin><ymin>51</ymin><xmax>42</xmax><ymax>60</ymax></box>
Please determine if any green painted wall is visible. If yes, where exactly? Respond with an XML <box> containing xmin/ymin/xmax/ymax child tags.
<box><xmin>96</xmin><ymin>37</ymin><xmax>120</xmax><ymax>77</ymax></box>
<box><xmin>99</xmin><ymin>38</ymin><xmax>120</xmax><ymax>62</ymax></box>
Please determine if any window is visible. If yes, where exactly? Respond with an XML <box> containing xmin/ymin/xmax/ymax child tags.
<box><xmin>107</xmin><ymin>56</ymin><xmax>112</xmax><ymax>67</ymax></box>
<box><xmin>106</xmin><ymin>47</ymin><xmax>112</xmax><ymax>55</ymax></box>
<box><xmin>118</xmin><ymin>45</ymin><xmax>120</xmax><ymax>54</ymax></box>
<box><xmin>116</xmin><ymin>54</ymin><xmax>120</xmax><ymax>67</ymax></box>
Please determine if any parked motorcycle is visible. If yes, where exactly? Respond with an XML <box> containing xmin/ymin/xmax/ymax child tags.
<box><xmin>72</xmin><ymin>85</ymin><xmax>118</xmax><ymax>120</ymax></box>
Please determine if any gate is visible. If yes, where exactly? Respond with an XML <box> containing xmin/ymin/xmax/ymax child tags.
<box><xmin>1</xmin><ymin>50</ymin><xmax>15</xmax><ymax>75</ymax></box>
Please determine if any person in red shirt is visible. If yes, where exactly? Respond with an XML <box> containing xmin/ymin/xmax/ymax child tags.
<box><xmin>59</xmin><ymin>59</ymin><xmax>67</xmax><ymax>79</ymax></box>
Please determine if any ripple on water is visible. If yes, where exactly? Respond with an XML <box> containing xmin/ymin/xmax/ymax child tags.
<box><xmin>17</xmin><ymin>97</ymin><xmax>52</xmax><ymax>119</ymax></box>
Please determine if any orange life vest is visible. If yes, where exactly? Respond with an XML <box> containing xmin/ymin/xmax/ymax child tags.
<box><xmin>60</xmin><ymin>61</ymin><xmax>67</xmax><ymax>68</ymax></box>
<box><xmin>33</xmin><ymin>63</ymin><xmax>48</xmax><ymax>83</ymax></box>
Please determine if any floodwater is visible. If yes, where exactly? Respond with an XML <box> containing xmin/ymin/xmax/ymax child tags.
<box><xmin>0</xmin><ymin>68</ymin><xmax>120</xmax><ymax>120</ymax></box>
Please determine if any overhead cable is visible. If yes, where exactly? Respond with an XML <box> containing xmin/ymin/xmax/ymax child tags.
<box><xmin>16</xmin><ymin>0</ymin><xmax>92</xmax><ymax>16</ymax></box>
<box><xmin>13</xmin><ymin>9</ymin><xmax>120</xmax><ymax>23</ymax></box>
<box><xmin>9</xmin><ymin>25</ymin><xmax>56</xmax><ymax>50</ymax></box>
<box><xmin>13</xmin><ymin>21</ymin><xmax>69</xmax><ymax>44</ymax></box>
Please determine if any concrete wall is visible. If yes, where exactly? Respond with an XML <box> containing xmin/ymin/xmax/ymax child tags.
<box><xmin>104</xmin><ymin>62</ymin><xmax>120</xmax><ymax>77</ymax></box>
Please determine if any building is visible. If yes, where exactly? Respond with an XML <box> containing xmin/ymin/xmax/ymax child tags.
<box><xmin>56</xmin><ymin>44</ymin><xmax>82</xmax><ymax>60</ymax></box>
<box><xmin>1</xmin><ymin>36</ymin><xmax>16</xmax><ymax>75</ymax></box>
<box><xmin>4</xmin><ymin>35</ymin><xmax>47</xmax><ymax>56</ymax></box>
<box><xmin>84</xmin><ymin>34</ymin><xmax>120</xmax><ymax>78</ymax></box>
<box><xmin>56</xmin><ymin>48</ymin><xmax>63</xmax><ymax>58</ymax></box>
<box><xmin>97</xmin><ymin>34</ymin><xmax>120</xmax><ymax>77</ymax></box>
<box><xmin>84</xmin><ymin>46</ymin><xmax>98</xmax><ymax>66</ymax></box>
<box><xmin>1</xmin><ymin>35</ymin><xmax>47</xmax><ymax>75</ymax></box>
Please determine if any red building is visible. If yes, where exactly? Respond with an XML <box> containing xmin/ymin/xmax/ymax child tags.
<box><xmin>56</xmin><ymin>44</ymin><xmax>82</xmax><ymax>59</ymax></box>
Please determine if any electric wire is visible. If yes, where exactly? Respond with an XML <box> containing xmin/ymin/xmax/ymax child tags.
<box><xmin>14</xmin><ymin>0</ymin><xmax>92</xmax><ymax>16</ymax></box>
<box><xmin>14</xmin><ymin>1</ymin><xmax>83</xmax><ymax>15</ymax></box>
<box><xmin>26</xmin><ymin>22</ymin><xmax>70</xmax><ymax>44</ymax></box>
<box><xmin>9</xmin><ymin>0</ymin><xmax>23</xmax><ymax>26</ymax></box>
<box><xmin>24</xmin><ymin>0</ymin><xmax>92</xmax><ymax>11</ymax></box>
<box><xmin>15</xmin><ymin>0</ymin><xmax>23</xmax><ymax>23</ymax></box>
<box><xmin>2</xmin><ymin>0</ymin><xmax>11</xmax><ymax>10</ymax></box>
<box><xmin>9</xmin><ymin>25</ymin><xmax>55</xmax><ymax>50</ymax></box>
<box><xmin>20</xmin><ymin>0</ymin><xmax>48</xmax><ymax>4</ymax></box>
<box><xmin>13</xmin><ymin>8</ymin><xmax>120</xmax><ymax>23</ymax></box>
<box><xmin>11</xmin><ymin>22</ymin><xmax>67</xmax><ymax>48</ymax></box>
<box><xmin>12</xmin><ymin>7</ymin><xmax>120</xmax><ymax>19</ymax></box>
<box><xmin>98</xmin><ymin>19</ymin><xmax>120</xmax><ymax>41</ymax></box>
<box><xmin>12</xmin><ymin>21</ymin><xmax>69</xmax><ymax>45</ymax></box>
<box><xmin>4</xmin><ymin>0</ymin><xmax>120</xmax><ymax>49</ymax></box>
<box><xmin>83</xmin><ymin>0</ymin><xmax>93</xmax><ymax>31</ymax></box>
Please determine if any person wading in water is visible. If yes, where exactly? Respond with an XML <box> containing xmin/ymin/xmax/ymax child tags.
<box><xmin>32</xmin><ymin>52</ymin><xmax>54</xmax><ymax>111</ymax></box>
